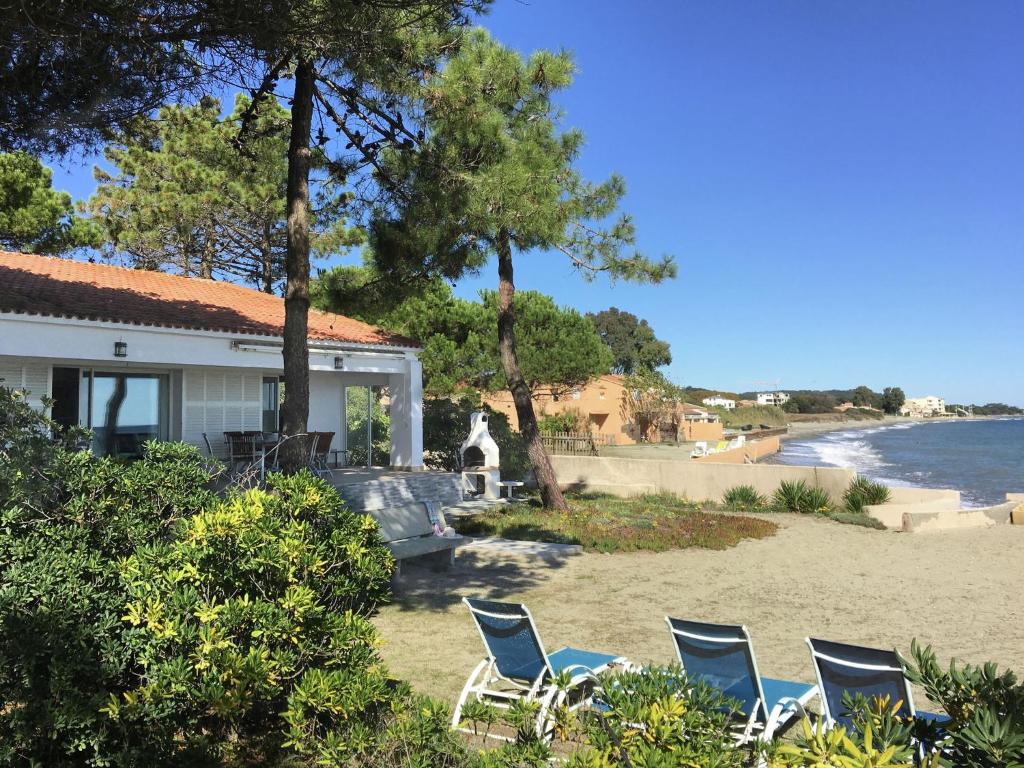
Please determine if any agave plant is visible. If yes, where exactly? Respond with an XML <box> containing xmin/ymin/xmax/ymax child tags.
<box><xmin>722</xmin><ymin>484</ymin><xmax>768</xmax><ymax>512</ymax></box>
<box><xmin>843</xmin><ymin>476</ymin><xmax>892</xmax><ymax>514</ymax></box>
<box><xmin>772</xmin><ymin>480</ymin><xmax>811</xmax><ymax>513</ymax></box>
<box><xmin>799</xmin><ymin>486</ymin><xmax>834</xmax><ymax>515</ymax></box>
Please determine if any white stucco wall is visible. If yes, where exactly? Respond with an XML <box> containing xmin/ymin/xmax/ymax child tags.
<box><xmin>0</xmin><ymin>313</ymin><xmax>425</xmax><ymax>467</ymax></box>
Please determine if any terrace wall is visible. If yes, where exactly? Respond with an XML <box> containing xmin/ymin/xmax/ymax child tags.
<box><xmin>550</xmin><ymin>454</ymin><xmax>854</xmax><ymax>503</ymax></box>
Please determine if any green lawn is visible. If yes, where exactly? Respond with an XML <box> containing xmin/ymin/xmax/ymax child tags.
<box><xmin>452</xmin><ymin>493</ymin><xmax>777</xmax><ymax>553</ymax></box>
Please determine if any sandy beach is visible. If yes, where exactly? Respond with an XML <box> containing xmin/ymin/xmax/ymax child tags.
<box><xmin>374</xmin><ymin>513</ymin><xmax>1024</xmax><ymax>706</ymax></box>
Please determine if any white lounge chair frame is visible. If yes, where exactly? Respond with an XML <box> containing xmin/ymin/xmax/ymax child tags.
<box><xmin>453</xmin><ymin>598</ymin><xmax>624</xmax><ymax>741</ymax></box>
<box><xmin>667</xmin><ymin>618</ymin><xmax>818</xmax><ymax>745</ymax></box>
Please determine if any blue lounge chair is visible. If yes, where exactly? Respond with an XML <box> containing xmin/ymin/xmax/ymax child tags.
<box><xmin>666</xmin><ymin>617</ymin><xmax>819</xmax><ymax>744</ymax></box>
<box><xmin>453</xmin><ymin>598</ymin><xmax>627</xmax><ymax>740</ymax></box>
<box><xmin>805</xmin><ymin>637</ymin><xmax>948</xmax><ymax>728</ymax></box>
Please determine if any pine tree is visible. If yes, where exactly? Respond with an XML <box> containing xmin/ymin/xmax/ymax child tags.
<box><xmin>0</xmin><ymin>152</ymin><xmax>100</xmax><ymax>254</ymax></box>
<box><xmin>90</xmin><ymin>95</ymin><xmax>357</xmax><ymax>292</ymax></box>
<box><xmin>372</xmin><ymin>30</ymin><xmax>675</xmax><ymax>508</ymax></box>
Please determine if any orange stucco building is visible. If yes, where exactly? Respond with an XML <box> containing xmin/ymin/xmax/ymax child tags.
<box><xmin>482</xmin><ymin>374</ymin><xmax>723</xmax><ymax>444</ymax></box>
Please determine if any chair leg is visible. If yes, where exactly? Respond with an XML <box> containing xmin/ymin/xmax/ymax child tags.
<box><xmin>452</xmin><ymin>659</ymin><xmax>491</xmax><ymax>730</ymax></box>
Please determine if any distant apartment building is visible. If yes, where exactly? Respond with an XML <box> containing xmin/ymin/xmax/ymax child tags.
<box><xmin>900</xmin><ymin>396</ymin><xmax>946</xmax><ymax>417</ymax></box>
<box><xmin>702</xmin><ymin>395</ymin><xmax>736</xmax><ymax>410</ymax></box>
<box><xmin>756</xmin><ymin>391</ymin><xmax>790</xmax><ymax>407</ymax></box>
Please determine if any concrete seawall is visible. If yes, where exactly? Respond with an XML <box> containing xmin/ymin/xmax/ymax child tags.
<box><xmin>549</xmin><ymin>455</ymin><xmax>1018</xmax><ymax>533</ymax></box>
<box><xmin>549</xmin><ymin>454</ymin><xmax>855</xmax><ymax>503</ymax></box>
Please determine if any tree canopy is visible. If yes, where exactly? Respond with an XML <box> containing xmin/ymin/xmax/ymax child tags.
<box><xmin>89</xmin><ymin>95</ymin><xmax>358</xmax><ymax>292</ymax></box>
<box><xmin>314</xmin><ymin>272</ymin><xmax>612</xmax><ymax>398</ymax></box>
<box><xmin>588</xmin><ymin>307</ymin><xmax>671</xmax><ymax>374</ymax></box>
<box><xmin>882</xmin><ymin>386</ymin><xmax>906</xmax><ymax>415</ymax></box>
<box><xmin>0</xmin><ymin>152</ymin><xmax>100</xmax><ymax>254</ymax></box>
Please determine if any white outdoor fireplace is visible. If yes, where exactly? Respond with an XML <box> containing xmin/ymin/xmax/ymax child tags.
<box><xmin>460</xmin><ymin>411</ymin><xmax>501</xmax><ymax>499</ymax></box>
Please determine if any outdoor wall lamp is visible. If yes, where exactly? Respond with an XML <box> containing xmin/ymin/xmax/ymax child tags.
<box><xmin>334</xmin><ymin>356</ymin><xmax>345</xmax><ymax>370</ymax></box>
<box><xmin>113</xmin><ymin>341</ymin><xmax>128</xmax><ymax>358</ymax></box>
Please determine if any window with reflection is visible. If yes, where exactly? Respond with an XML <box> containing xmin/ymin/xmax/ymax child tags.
<box><xmin>81</xmin><ymin>371</ymin><xmax>169</xmax><ymax>457</ymax></box>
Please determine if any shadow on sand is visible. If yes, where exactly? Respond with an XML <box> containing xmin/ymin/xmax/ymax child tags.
<box><xmin>386</xmin><ymin>548</ymin><xmax>572</xmax><ymax>613</ymax></box>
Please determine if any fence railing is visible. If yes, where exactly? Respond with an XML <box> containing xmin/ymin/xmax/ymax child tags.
<box><xmin>540</xmin><ymin>431</ymin><xmax>616</xmax><ymax>456</ymax></box>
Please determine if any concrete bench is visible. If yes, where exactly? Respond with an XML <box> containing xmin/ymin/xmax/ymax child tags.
<box><xmin>368</xmin><ymin>502</ymin><xmax>462</xmax><ymax>574</ymax></box>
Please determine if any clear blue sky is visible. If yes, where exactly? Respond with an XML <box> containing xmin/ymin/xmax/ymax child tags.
<box><xmin>50</xmin><ymin>1</ymin><xmax>1024</xmax><ymax>404</ymax></box>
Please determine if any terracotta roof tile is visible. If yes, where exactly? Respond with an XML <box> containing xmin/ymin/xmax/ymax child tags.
<box><xmin>0</xmin><ymin>252</ymin><xmax>418</xmax><ymax>348</ymax></box>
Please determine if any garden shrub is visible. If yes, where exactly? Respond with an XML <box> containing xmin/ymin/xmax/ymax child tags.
<box><xmin>537</xmin><ymin>407</ymin><xmax>586</xmax><ymax>434</ymax></box>
<box><xmin>905</xmin><ymin>641</ymin><xmax>1024</xmax><ymax>767</ymax></box>
<box><xmin>0</xmin><ymin>386</ymin><xmax>219</xmax><ymax>766</ymax></box>
<box><xmin>567</xmin><ymin>666</ymin><xmax>746</xmax><ymax>767</ymax></box>
<box><xmin>112</xmin><ymin>471</ymin><xmax>395</xmax><ymax>764</ymax></box>
<box><xmin>843</xmin><ymin>475</ymin><xmax>892</xmax><ymax>514</ymax></box>
<box><xmin>722</xmin><ymin>484</ymin><xmax>768</xmax><ymax>512</ymax></box>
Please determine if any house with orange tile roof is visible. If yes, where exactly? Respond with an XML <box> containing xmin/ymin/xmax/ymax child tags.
<box><xmin>482</xmin><ymin>374</ymin><xmax>723</xmax><ymax>444</ymax></box>
<box><xmin>0</xmin><ymin>252</ymin><xmax>424</xmax><ymax>468</ymax></box>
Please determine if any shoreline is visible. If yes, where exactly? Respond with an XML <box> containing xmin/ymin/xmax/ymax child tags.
<box><xmin>779</xmin><ymin>414</ymin><xmax>1008</xmax><ymax>443</ymax></box>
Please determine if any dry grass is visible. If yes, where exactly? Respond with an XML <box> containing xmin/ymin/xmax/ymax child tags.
<box><xmin>453</xmin><ymin>493</ymin><xmax>778</xmax><ymax>553</ymax></box>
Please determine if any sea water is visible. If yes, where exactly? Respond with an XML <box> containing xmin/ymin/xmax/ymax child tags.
<box><xmin>774</xmin><ymin>418</ymin><xmax>1024</xmax><ymax>507</ymax></box>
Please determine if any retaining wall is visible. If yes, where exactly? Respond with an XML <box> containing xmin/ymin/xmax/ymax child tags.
<box><xmin>1009</xmin><ymin>493</ymin><xmax>1024</xmax><ymax>525</ymax></box>
<box><xmin>549</xmin><ymin>454</ymin><xmax>854</xmax><ymax>503</ymax></box>
<box><xmin>695</xmin><ymin>436</ymin><xmax>781</xmax><ymax>464</ymax></box>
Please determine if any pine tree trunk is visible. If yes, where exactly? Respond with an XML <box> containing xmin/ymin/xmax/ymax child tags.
<box><xmin>261</xmin><ymin>221</ymin><xmax>273</xmax><ymax>293</ymax></box>
<box><xmin>495</xmin><ymin>229</ymin><xmax>568</xmax><ymax>510</ymax></box>
<box><xmin>279</xmin><ymin>59</ymin><xmax>314</xmax><ymax>473</ymax></box>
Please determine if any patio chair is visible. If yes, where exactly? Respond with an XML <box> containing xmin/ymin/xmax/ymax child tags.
<box><xmin>666</xmin><ymin>617</ymin><xmax>818</xmax><ymax>745</ymax></box>
<box><xmin>805</xmin><ymin>638</ymin><xmax>948</xmax><ymax>729</ymax></box>
<box><xmin>224</xmin><ymin>431</ymin><xmax>260</xmax><ymax>475</ymax></box>
<box><xmin>308</xmin><ymin>431</ymin><xmax>334</xmax><ymax>480</ymax></box>
<box><xmin>453</xmin><ymin>597</ymin><xmax>627</xmax><ymax>741</ymax></box>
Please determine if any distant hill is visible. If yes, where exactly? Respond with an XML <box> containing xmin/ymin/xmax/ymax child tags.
<box><xmin>684</xmin><ymin>387</ymin><xmax>742</xmax><ymax>402</ymax></box>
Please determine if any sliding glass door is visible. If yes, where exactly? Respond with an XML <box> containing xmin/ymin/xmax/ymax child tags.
<box><xmin>344</xmin><ymin>385</ymin><xmax>390</xmax><ymax>467</ymax></box>
<box><xmin>82</xmin><ymin>371</ymin><xmax>169</xmax><ymax>457</ymax></box>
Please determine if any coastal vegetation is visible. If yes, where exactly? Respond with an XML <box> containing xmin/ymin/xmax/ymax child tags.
<box><xmin>453</xmin><ymin>492</ymin><xmax>778</xmax><ymax>553</ymax></box>
<box><xmin>948</xmin><ymin>402</ymin><xmax>1024</xmax><ymax>416</ymax></box>
<box><xmin>715</xmin><ymin>404</ymin><xmax>788</xmax><ymax>428</ymax></box>
<box><xmin>718</xmin><ymin>476</ymin><xmax>890</xmax><ymax>529</ymax></box>
<box><xmin>843</xmin><ymin>476</ymin><xmax>892</xmax><ymax>514</ymax></box>
<box><xmin>721</xmin><ymin>484</ymin><xmax>769</xmax><ymax>512</ymax></box>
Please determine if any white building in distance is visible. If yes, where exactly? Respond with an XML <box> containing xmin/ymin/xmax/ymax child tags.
<box><xmin>901</xmin><ymin>396</ymin><xmax>946</xmax><ymax>417</ymax></box>
<box><xmin>756</xmin><ymin>391</ymin><xmax>790</xmax><ymax>407</ymax></box>
<box><xmin>702</xmin><ymin>395</ymin><xmax>736</xmax><ymax>410</ymax></box>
